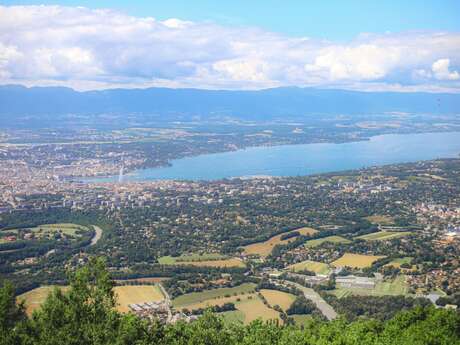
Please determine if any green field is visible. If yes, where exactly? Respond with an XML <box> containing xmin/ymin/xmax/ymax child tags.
<box><xmin>355</xmin><ymin>231</ymin><xmax>411</xmax><ymax>241</ymax></box>
<box><xmin>220</xmin><ymin>310</ymin><xmax>245</xmax><ymax>324</ymax></box>
<box><xmin>291</xmin><ymin>314</ymin><xmax>313</xmax><ymax>326</ymax></box>
<box><xmin>287</xmin><ymin>260</ymin><xmax>331</xmax><ymax>275</ymax></box>
<box><xmin>385</xmin><ymin>257</ymin><xmax>413</xmax><ymax>268</ymax></box>
<box><xmin>172</xmin><ymin>283</ymin><xmax>257</xmax><ymax>308</ymax></box>
<box><xmin>331</xmin><ymin>275</ymin><xmax>409</xmax><ymax>298</ymax></box>
<box><xmin>7</xmin><ymin>223</ymin><xmax>90</xmax><ymax>240</ymax></box>
<box><xmin>158</xmin><ymin>253</ymin><xmax>227</xmax><ymax>264</ymax></box>
<box><xmin>305</xmin><ymin>235</ymin><xmax>351</xmax><ymax>248</ymax></box>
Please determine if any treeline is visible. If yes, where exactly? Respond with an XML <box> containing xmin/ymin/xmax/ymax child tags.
<box><xmin>1</xmin><ymin>258</ymin><xmax>459</xmax><ymax>345</ymax></box>
<box><xmin>324</xmin><ymin>295</ymin><xmax>432</xmax><ymax>321</ymax></box>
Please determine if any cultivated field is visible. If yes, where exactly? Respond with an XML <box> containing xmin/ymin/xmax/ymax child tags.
<box><xmin>236</xmin><ymin>297</ymin><xmax>281</xmax><ymax>323</ymax></box>
<box><xmin>331</xmin><ymin>253</ymin><xmax>385</xmax><ymax>268</ymax></box>
<box><xmin>287</xmin><ymin>260</ymin><xmax>331</xmax><ymax>275</ymax></box>
<box><xmin>243</xmin><ymin>227</ymin><xmax>317</xmax><ymax>257</ymax></box>
<box><xmin>114</xmin><ymin>285</ymin><xmax>165</xmax><ymax>313</ymax></box>
<box><xmin>356</xmin><ymin>231</ymin><xmax>411</xmax><ymax>241</ymax></box>
<box><xmin>259</xmin><ymin>289</ymin><xmax>296</xmax><ymax>311</ymax></box>
<box><xmin>172</xmin><ymin>283</ymin><xmax>257</xmax><ymax>308</ymax></box>
<box><xmin>365</xmin><ymin>215</ymin><xmax>394</xmax><ymax>225</ymax></box>
<box><xmin>17</xmin><ymin>286</ymin><xmax>68</xmax><ymax>315</ymax></box>
<box><xmin>158</xmin><ymin>254</ymin><xmax>245</xmax><ymax>268</ymax></box>
<box><xmin>332</xmin><ymin>275</ymin><xmax>409</xmax><ymax>298</ymax></box>
<box><xmin>305</xmin><ymin>235</ymin><xmax>351</xmax><ymax>248</ymax></box>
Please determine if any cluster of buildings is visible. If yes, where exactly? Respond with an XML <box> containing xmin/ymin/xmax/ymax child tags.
<box><xmin>128</xmin><ymin>300</ymin><xmax>197</xmax><ymax>324</ymax></box>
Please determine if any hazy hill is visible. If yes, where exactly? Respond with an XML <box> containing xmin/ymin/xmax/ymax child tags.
<box><xmin>0</xmin><ymin>85</ymin><xmax>459</xmax><ymax>127</ymax></box>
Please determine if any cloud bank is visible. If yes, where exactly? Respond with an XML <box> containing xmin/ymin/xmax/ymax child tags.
<box><xmin>1</xmin><ymin>5</ymin><xmax>460</xmax><ymax>92</ymax></box>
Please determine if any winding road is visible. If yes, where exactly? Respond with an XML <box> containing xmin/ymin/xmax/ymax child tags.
<box><xmin>89</xmin><ymin>225</ymin><xmax>103</xmax><ymax>246</ymax></box>
<box><xmin>280</xmin><ymin>280</ymin><xmax>338</xmax><ymax>321</ymax></box>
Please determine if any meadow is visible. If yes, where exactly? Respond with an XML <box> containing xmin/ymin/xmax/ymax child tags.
<box><xmin>18</xmin><ymin>284</ymin><xmax>165</xmax><ymax>314</ymax></box>
<box><xmin>332</xmin><ymin>275</ymin><xmax>409</xmax><ymax>298</ymax></box>
<box><xmin>384</xmin><ymin>257</ymin><xmax>413</xmax><ymax>268</ymax></box>
<box><xmin>331</xmin><ymin>253</ymin><xmax>386</xmax><ymax>268</ymax></box>
<box><xmin>7</xmin><ymin>223</ymin><xmax>90</xmax><ymax>240</ymax></box>
<box><xmin>364</xmin><ymin>215</ymin><xmax>395</xmax><ymax>225</ymax></box>
<box><xmin>17</xmin><ymin>286</ymin><xmax>69</xmax><ymax>315</ymax></box>
<box><xmin>114</xmin><ymin>285</ymin><xmax>165</xmax><ymax>312</ymax></box>
<box><xmin>287</xmin><ymin>260</ymin><xmax>331</xmax><ymax>275</ymax></box>
<box><xmin>158</xmin><ymin>254</ymin><xmax>245</xmax><ymax>268</ymax></box>
<box><xmin>243</xmin><ymin>227</ymin><xmax>317</xmax><ymax>257</ymax></box>
<box><xmin>305</xmin><ymin>235</ymin><xmax>351</xmax><ymax>248</ymax></box>
<box><xmin>355</xmin><ymin>231</ymin><xmax>411</xmax><ymax>241</ymax></box>
<box><xmin>259</xmin><ymin>289</ymin><xmax>296</xmax><ymax>311</ymax></box>
<box><xmin>172</xmin><ymin>283</ymin><xmax>257</xmax><ymax>308</ymax></box>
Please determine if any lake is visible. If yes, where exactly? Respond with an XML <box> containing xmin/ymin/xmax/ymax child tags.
<box><xmin>85</xmin><ymin>131</ymin><xmax>460</xmax><ymax>182</ymax></box>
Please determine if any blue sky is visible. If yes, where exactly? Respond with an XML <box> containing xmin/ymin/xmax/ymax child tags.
<box><xmin>0</xmin><ymin>1</ymin><xmax>459</xmax><ymax>91</ymax></box>
<box><xmin>3</xmin><ymin>0</ymin><xmax>460</xmax><ymax>40</ymax></box>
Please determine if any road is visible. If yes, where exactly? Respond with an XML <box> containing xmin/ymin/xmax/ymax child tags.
<box><xmin>281</xmin><ymin>280</ymin><xmax>338</xmax><ymax>320</ymax></box>
<box><xmin>89</xmin><ymin>225</ymin><xmax>103</xmax><ymax>246</ymax></box>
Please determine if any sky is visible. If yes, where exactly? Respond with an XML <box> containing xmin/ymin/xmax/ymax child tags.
<box><xmin>0</xmin><ymin>1</ymin><xmax>459</xmax><ymax>92</ymax></box>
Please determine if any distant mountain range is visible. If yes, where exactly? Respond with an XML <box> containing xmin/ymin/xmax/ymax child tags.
<box><xmin>0</xmin><ymin>85</ymin><xmax>459</xmax><ymax>125</ymax></box>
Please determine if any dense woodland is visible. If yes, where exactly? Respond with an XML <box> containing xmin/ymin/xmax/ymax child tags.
<box><xmin>1</xmin><ymin>259</ymin><xmax>459</xmax><ymax>345</ymax></box>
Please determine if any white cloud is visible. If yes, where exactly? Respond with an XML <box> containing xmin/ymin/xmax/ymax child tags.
<box><xmin>432</xmin><ymin>58</ymin><xmax>460</xmax><ymax>81</ymax></box>
<box><xmin>0</xmin><ymin>5</ymin><xmax>459</xmax><ymax>92</ymax></box>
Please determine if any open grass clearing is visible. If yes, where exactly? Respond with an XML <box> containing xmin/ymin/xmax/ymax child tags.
<box><xmin>158</xmin><ymin>254</ymin><xmax>245</xmax><ymax>268</ymax></box>
<box><xmin>243</xmin><ymin>227</ymin><xmax>318</xmax><ymax>257</ymax></box>
<box><xmin>17</xmin><ymin>286</ymin><xmax>68</xmax><ymax>315</ymax></box>
<box><xmin>331</xmin><ymin>275</ymin><xmax>409</xmax><ymax>298</ymax></box>
<box><xmin>220</xmin><ymin>310</ymin><xmax>245</xmax><ymax>324</ymax></box>
<box><xmin>8</xmin><ymin>223</ymin><xmax>90</xmax><ymax>240</ymax></box>
<box><xmin>384</xmin><ymin>257</ymin><xmax>413</xmax><ymax>268</ymax></box>
<box><xmin>114</xmin><ymin>285</ymin><xmax>165</xmax><ymax>313</ymax></box>
<box><xmin>259</xmin><ymin>289</ymin><xmax>296</xmax><ymax>311</ymax></box>
<box><xmin>305</xmin><ymin>235</ymin><xmax>351</xmax><ymax>248</ymax></box>
<box><xmin>331</xmin><ymin>253</ymin><xmax>385</xmax><ymax>269</ymax></box>
<box><xmin>287</xmin><ymin>260</ymin><xmax>331</xmax><ymax>275</ymax></box>
<box><xmin>177</xmin><ymin>293</ymin><xmax>257</xmax><ymax>311</ymax></box>
<box><xmin>365</xmin><ymin>215</ymin><xmax>394</xmax><ymax>225</ymax></box>
<box><xmin>235</xmin><ymin>296</ymin><xmax>281</xmax><ymax>324</ymax></box>
<box><xmin>115</xmin><ymin>277</ymin><xmax>170</xmax><ymax>284</ymax></box>
<box><xmin>172</xmin><ymin>283</ymin><xmax>257</xmax><ymax>308</ymax></box>
<box><xmin>291</xmin><ymin>314</ymin><xmax>313</xmax><ymax>327</ymax></box>
<box><xmin>356</xmin><ymin>231</ymin><xmax>411</xmax><ymax>241</ymax></box>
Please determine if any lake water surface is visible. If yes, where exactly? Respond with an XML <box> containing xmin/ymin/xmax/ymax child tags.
<box><xmin>86</xmin><ymin>132</ymin><xmax>460</xmax><ymax>182</ymax></box>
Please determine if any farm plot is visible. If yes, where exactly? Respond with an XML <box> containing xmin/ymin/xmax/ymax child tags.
<box><xmin>305</xmin><ymin>235</ymin><xmax>351</xmax><ymax>248</ymax></box>
<box><xmin>236</xmin><ymin>296</ymin><xmax>281</xmax><ymax>324</ymax></box>
<box><xmin>172</xmin><ymin>283</ymin><xmax>257</xmax><ymax>308</ymax></box>
<box><xmin>331</xmin><ymin>253</ymin><xmax>385</xmax><ymax>269</ymax></box>
<box><xmin>356</xmin><ymin>231</ymin><xmax>411</xmax><ymax>241</ymax></box>
<box><xmin>243</xmin><ymin>227</ymin><xmax>317</xmax><ymax>257</ymax></box>
<box><xmin>114</xmin><ymin>285</ymin><xmax>165</xmax><ymax>313</ymax></box>
<box><xmin>259</xmin><ymin>289</ymin><xmax>296</xmax><ymax>311</ymax></box>
<box><xmin>287</xmin><ymin>260</ymin><xmax>331</xmax><ymax>275</ymax></box>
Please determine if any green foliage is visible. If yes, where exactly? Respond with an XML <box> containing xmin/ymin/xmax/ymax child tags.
<box><xmin>0</xmin><ymin>260</ymin><xmax>459</xmax><ymax>345</ymax></box>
